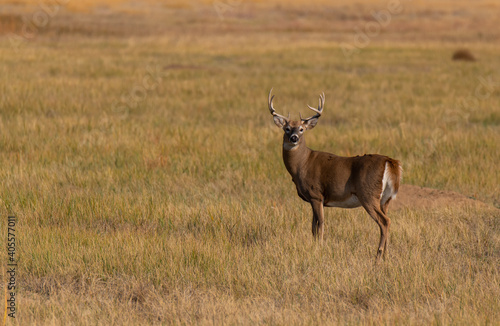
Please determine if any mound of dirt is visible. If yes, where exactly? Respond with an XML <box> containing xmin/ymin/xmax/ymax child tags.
<box><xmin>391</xmin><ymin>185</ymin><xmax>487</xmax><ymax>211</ymax></box>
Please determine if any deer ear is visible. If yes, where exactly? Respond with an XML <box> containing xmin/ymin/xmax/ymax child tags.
<box><xmin>303</xmin><ymin>118</ymin><xmax>318</xmax><ymax>130</ymax></box>
<box><xmin>273</xmin><ymin>115</ymin><xmax>287</xmax><ymax>128</ymax></box>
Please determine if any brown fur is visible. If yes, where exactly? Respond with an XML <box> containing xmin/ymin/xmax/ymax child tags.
<box><xmin>269</xmin><ymin>91</ymin><xmax>402</xmax><ymax>261</ymax></box>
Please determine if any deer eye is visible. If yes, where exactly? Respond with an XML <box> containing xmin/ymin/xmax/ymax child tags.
<box><xmin>299</xmin><ymin>127</ymin><xmax>304</xmax><ymax>133</ymax></box>
<box><xmin>285</xmin><ymin>127</ymin><xmax>291</xmax><ymax>133</ymax></box>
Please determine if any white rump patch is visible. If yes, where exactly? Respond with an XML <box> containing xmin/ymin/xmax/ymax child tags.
<box><xmin>380</xmin><ymin>162</ymin><xmax>397</xmax><ymax>205</ymax></box>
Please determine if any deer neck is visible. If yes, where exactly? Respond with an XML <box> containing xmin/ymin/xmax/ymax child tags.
<box><xmin>282</xmin><ymin>136</ymin><xmax>311</xmax><ymax>177</ymax></box>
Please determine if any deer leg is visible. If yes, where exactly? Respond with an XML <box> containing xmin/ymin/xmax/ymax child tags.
<box><xmin>311</xmin><ymin>200</ymin><xmax>324</xmax><ymax>242</ymax></box>
<box><xmin>363</xmin><ymin>204</ymin><xmax>391</xmax><ymax>261</ymax></box>
<box><xmin>380</xmin><ymin>199</ymin><xmax>392</xmax><ymax>258</ymax></box>
<box><xmin>311</xmin><ymin>215</ymin><xmax>318</xmax><ymax>238</ymax></box>
<box><xmin>376</xmin><ymin>208</ymin><xmax>391</xmax><ymax>260</ymax></box>
<box><xmin>381</xmin><ymin>197</ymin><xmax>391</xmax><ymax>215</ymax></box>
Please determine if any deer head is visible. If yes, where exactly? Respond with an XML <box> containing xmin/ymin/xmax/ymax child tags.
<box><xmin>268</xmin><ymin>89</ymin><xmax>325</xmax><ymax>148</ymax></box>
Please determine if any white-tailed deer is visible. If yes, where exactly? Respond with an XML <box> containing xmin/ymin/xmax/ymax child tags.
<box><xmin>268</xmin><ymin>89</ymin><xmax>402</xmax><ymax>261</ymax></box>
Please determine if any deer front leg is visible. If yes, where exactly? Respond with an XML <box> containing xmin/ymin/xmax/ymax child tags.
<box><xmin>310</xmin><ymin>200</ymin><xmax>325</xmax><ymax>242</ymax></box>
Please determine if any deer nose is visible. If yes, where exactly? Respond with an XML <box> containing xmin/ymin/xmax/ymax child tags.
<box><xmin>290</xmin><ymin>134</ymin><xmax>299</xmax><ymax>143</ymax></box>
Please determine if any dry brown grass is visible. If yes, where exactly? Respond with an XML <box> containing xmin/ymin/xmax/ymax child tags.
<box><xmin>2</xmin><ymin>0</ymin><xmax>500</xmax><ymax>43</ymax></box>
<box><xmin>0</xmin><ymin>1</ymin><xmax>499</xmax><ymax>325</ymax></box>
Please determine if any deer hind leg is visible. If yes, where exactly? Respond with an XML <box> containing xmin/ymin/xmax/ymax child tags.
<box><xmin>381</xmin><ymin>197</ymin><xmax>391</xmax><ymax>215</ymax></box>
<box><xmin>363</xmin><ymin>203</ymin><xmax>391</xmax><ymax>261</ymax></box>
<box><xmin>380</xmin><ymin>198</ymin><xmax>392</xmax><ymax>255</ymax></box>
<box><xmin>310</xmin><ymin>200</ymin><xmax>325</xmax><ymax>242</ymax></box>
<box><xmin>312</xmin><ymin>215</ymin><xmax>319</xmax><ymax>238</ymax></box>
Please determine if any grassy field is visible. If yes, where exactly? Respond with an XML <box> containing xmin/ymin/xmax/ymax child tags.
<box><xmin>0</xmin><ymin>0</ymin><xmax>499</xmax><ymax>324</ymax></box>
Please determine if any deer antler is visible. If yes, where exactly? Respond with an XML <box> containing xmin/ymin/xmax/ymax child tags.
<box><xmin>268</xmin><ymin>89</ymin><xmax>289</xmax><ymax>122</ymax></box>
<box><xmin>301</xmin><ymin>92</ymin><xmax>325</xmax><ymax>122</ymax></box>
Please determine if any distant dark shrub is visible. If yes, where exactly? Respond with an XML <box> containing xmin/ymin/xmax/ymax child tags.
<box><xmin>452</xmin><ymin>49</ymin><xmax>476</xmax><ymax>61</ymax></box>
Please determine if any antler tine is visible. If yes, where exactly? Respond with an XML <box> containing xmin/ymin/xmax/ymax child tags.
<box><xmin>320</xmin><ymin>92</ymin><xmax>325</xmax><ymax>109</ymax></box>
<box><xmin>306</xmin><ymin>105</ymin><xmax>322</xmax><ymax>115</ymax></box>
<box><xmin>302</xmin><ymin>92</ymin><xmax>325</xmax><ymax>122</ymax></box>
<box><xmin>268</xmin><ymin>88</ymin><xmax>274</xmax><ymax>112</ymax></box>
<box><xmin>268</xmin><ymin>88</ymin><xmax>289</xmax><ymax>122</ymax></box>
